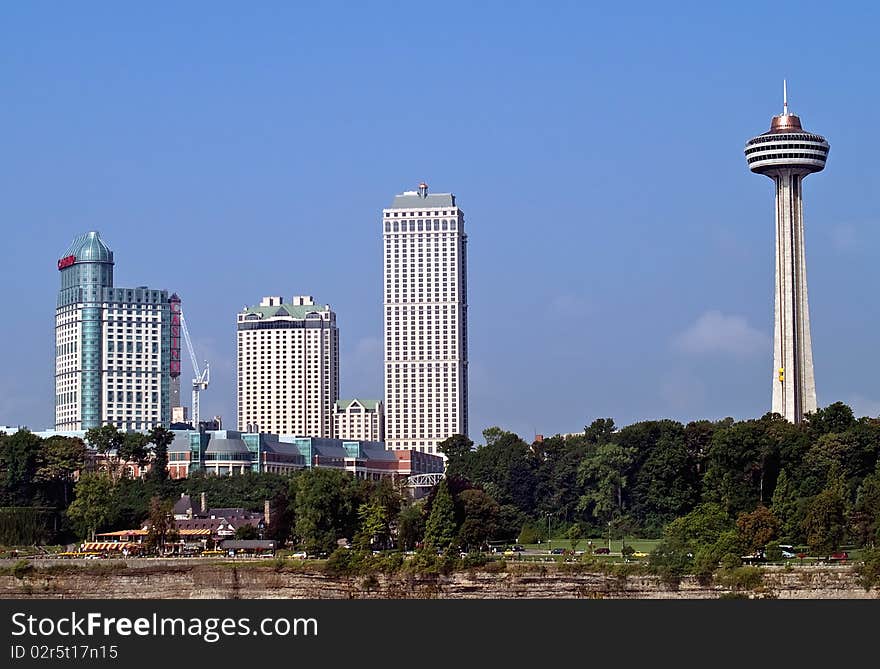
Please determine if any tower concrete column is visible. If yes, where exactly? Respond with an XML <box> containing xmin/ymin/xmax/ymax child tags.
<box><xmin>770</xmin><ymin>169</ymin><xmax>816</xmax><ymax>421</ymax></box>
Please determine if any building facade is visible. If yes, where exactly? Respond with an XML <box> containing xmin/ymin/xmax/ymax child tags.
<box><xmin>167</xmin><ymin>430</ymin><xmax>442</xmax><ymax>480</ymax></box>
<box><xmin>55</xmin><ymin>231</ymin><xmax>179</xmax><ymax>431</ymax></box>
<box><xmin>383</xmin><ymin>183</ymin><xmax>468</xmax><ymax>456</ymax></box>
<box><xmin>333</xmin><ymin>398</ymin><xmax>384</xmax><ymax>442</ymax></box>
<box><xmin>745</xmin><ymin>86</ymin><xmax>829</xmax><ymax>423</ymax></box>
<box><xmin>236</xmin><ymin>296</ymin><xmax>338</xmax><ymax>437</ymax></box>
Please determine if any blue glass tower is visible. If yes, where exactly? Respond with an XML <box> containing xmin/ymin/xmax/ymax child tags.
<box><xmin>55</xmin><ymin>231</ymin><xmax>176</xmax><ymax>431</ymax></box>
<box><xmin>56</xmin><ymin>232</ymin><xmax>114</xmax><ymax>429</ymax></box>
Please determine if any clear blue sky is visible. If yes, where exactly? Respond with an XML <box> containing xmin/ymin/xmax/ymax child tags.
<box><xmin>3</xmin><ymin>1</ymin><xmax>879</xmax><ymax>440</ymax></box>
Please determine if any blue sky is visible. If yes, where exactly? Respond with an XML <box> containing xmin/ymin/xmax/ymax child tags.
<box><xmin>3</xmin><ymin>2</ymin><xmax>879</xmax><ymax>440</ymax></box>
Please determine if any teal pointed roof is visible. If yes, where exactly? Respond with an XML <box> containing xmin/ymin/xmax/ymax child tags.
<box><xmin>63</xmin><ymin>231</ymin><xmax>114</xmax><ymax>263</ymax></box>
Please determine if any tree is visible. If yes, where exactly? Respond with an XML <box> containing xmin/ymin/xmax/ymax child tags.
<box><xmin>355</xmin><ymin>499</ymin><xmax>390</xmax><ymax>550</ymax></box>
<box><xmin>566</xmin><ymin>523</ymin><xmax>583</xmax><ymax>552</ymax></box>
<box><xmin>456</xmin><ymin>488</ymin><xmax>500</xmax><ymax>551</ymax></box>
<box><xmin>145</xmin><ymin>497</ymin><xmax>178</xmax><ymax>553</ymax></box>
<box><xmin>701</xmin><ymin>418</ymin><xmax>779</xmax><ymax>516</ymax></box>
<box><xmin>736</xmin><ymin>506</ymin><xmax>780</xmax><ymax>554</ymax></box>
<box><xmin>0</xmin><ymin>430</ymin><xmax>43</xmax><ymax>506</ymax></box>
<box><xmin>424</xmin><ymin>480</ymin><xmax>457</xmax><ymax>551</ymax></box>
<box><xmin>118</xmin><ymin>432</ymin><xmax>149</xmax><ymax>471</ymax></box>
<box><xmin>293</xmin><ymin>469</ymin><xmax>363</xmax><ymax>554</ymax></box>
<box><xmin>584</xmin><ymin>418</ymin><xmax>616</xmax><ymax>444</ymax></box>
<box><xmin>85</xmin><ymin>425</ymin><xmax>146</xmax><ymax>480</ymax></box>
<box><xmin>482</xmin><ymin>426</ymin><xmax>508</xmax><ymax>448</ymax></box>
<box><xmin>397</xmin><ymin>502</ymin><xmax>426</xmax><ymax>551</ymax></box>
<box><xmin>146</xmin><ymin>426</ymin><xmax>174</xmax><ymax>483</ymax></box>
<box><xmin>36</xmin><ymin>436</ymin><xmax>87</xmax><ymax>505</ymax></box>
<box><xmin>852</xmin><ymin>464</ymin><xmax>880</xmax><ymax>547</ymax></box>
<box><xmin>803</xmin><ymin>479</ymin><xmax>847</xmax><ymax>556</ymax></box>
<box><xmin>532</xmin><ymin>435</ymin><xmax>585</xmax><ymax>525</ymax></box>
<box><xmin>465</xmin><ymin>431</ymin><xmax>537</xmax><ymax>513</ymax></box>
<box><xmin>576</xmin><ymin>440</ymin><xmax>635</xmax><ymax>525</ymax></box>
<box><xmin>235</xmin><ymin>524</ymin><xmax>259</xmax><ymax>540</ymax></box>
<box><xmin>85</xmin><ymin>425</ymin><xmax>124</xmax><ymax>454</ymax></box>
<box><xmin>663</xmin><ymin>503</ymin><xmax>732</xmax><ymax>549</ymax></box>
<box><xmin>66</xmin><ymin>473</ymin><xmax>116</xmax><ymax>541</ymax></box>
<box><xmin>438</xmin><ymin>434</ymin><xmax>474</xmax><ymax>481</ymax></box>
<box><xmin>805</xmin><ymin>401</ymin><xmax>856</xmax><ymax>437</ymax></box>
<box><xmin>650</xmin><ymin>503</ymin><xmax>733</xmax><ymax>582</ymax></box>
<box><xmin>621</xmin><ymin>420</ymin><xmax>698</xmax><ymax>534</ymax></box>
<box><xmin>770</xmin><ymin>469</ymin><xmax>801</xmax><ymax>541</ymax></box>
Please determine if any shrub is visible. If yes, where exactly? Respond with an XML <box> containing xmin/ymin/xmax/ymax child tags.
<box><xmin>482</xmin><ymin>559</ymin><xmax>507</xmax><ymax>574</ymax></box>
<box><xmin>11</xmin><ymin>559</ymin><xmax>33</xmax><ymax>579</ymax></box>
<box><xmin>719</xmin><ymin>553</ymin><xmax>742</xmax><ymax>571</ymax></box>
<box><xmin>518</xmin><ymin>522</ymin><xmax>544</xmax><ymax>545</ymax></box>
<box><xmin>716</xmin><ymin>566</ymin><xmax>764</xmax><ymax>590</ymax></box>
<box><xmin>764</xmin><ymin>541</ymin><xmax>783</xmax><ymax>562</ymax></box>
<box><xmin>648</xmin><ymin>542</ymin><xmax>692</xmax><ymax>586</ymax></box>
<box><xmin>323</xmin><ymin>548</ymin><xmax>357</xmax><ymax>576</ymax></box>
<box><xmin>460</xmin><ymin>553</ymin><xmax>490</xmax><ymax>569</ymax></box>
<box><xmin>855</xmin><ymin>547</ymin><xmax>880</xmax><ymax>590</ymax></box>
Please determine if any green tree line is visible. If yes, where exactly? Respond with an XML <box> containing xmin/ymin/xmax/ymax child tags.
<box><xmin>3</xmin><ymin>402</ymin><xmax>880</xmax><ymax>561</ymax></box>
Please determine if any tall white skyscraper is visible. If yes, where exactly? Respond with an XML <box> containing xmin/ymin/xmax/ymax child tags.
<box><xmin>383</xmin><ymin>183</ymin><xmax>468</xmax><ymax>456</ymax></box>
<box><xmin>236</xmin><ymin>295</ymin><xmax>338</xmax><ymax>437</ymax></box>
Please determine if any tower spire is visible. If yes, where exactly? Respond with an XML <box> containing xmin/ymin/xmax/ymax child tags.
<box><xmin>783</xmin><ymin>79</ymin><xmax>788</xmax><ymax>115</ymax></box>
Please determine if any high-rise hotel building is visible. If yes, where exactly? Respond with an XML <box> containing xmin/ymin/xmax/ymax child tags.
<box><xmin>237</xmin><ymin>296</ymin><xmax>339</xmax><ymax>437</ymax></box>
<box><xmin>55</xmin><ymin>231</ymin><xmax>180</xmax><ymax>431</ymax></box>
<box><xmin>383</xmin><ymin>183</ymin><xmax>468</xmax><ymax>456</ymax></box>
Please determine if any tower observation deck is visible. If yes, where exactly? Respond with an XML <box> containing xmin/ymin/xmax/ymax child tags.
<box><xmin>745</xmin><ymin>83</ymin><xmax>830</xmax><ymax>423</ymax></box>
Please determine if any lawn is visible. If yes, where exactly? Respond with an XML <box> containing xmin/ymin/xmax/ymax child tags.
<box><xmin>520</xmin><ymin>537</ymin><xmax>662</xmax><ymax>555</ymax></box>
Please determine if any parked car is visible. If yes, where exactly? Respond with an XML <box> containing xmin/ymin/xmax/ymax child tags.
<box><xmin>779</xmin><ymin>545</ymin><xmax>798</xmax><ymax>559</ymax></box>
<box><xmin>593</xmin><ymin>547</ymin><xmax>610</xmax><ymax>555</ymax></box>
<box><xmin>829</xmin><ymin>551</ymin><xmax>849</xmax><ymax>562</ymax></box>
<box><xmin>550</xmin><ymin>548</ymin><xmax>565</xmax><ymax>555</ymax></box>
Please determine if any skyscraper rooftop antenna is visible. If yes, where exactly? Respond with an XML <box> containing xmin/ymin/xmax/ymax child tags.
<box><xmin>783</xmin><ymin>79</ymin><xmax>789</xmax><ymax>115</ymax></box>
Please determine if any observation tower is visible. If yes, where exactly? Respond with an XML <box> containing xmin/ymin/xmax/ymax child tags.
<box><xmin>745</xmin><ymin>83</ymin><xmax>830</xmax><ymax>423</ymax></box>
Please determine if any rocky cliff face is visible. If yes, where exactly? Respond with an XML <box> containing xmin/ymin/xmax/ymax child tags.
<box><xmin>1</xmin><ymin>562</ymin><xmax>876</xmax><ymax>599</ymax></box>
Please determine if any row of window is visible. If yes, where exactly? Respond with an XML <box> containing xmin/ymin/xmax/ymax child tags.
<box><xmin>747</xmin><ymin>133</ymin><xmax>826</xmax><ymax>145</ymax></box>
<box><xmin>747</xmin><ymin>152</ymin><xmax>827</xmax><ymax>164</ymax></box>
<box><xmin>385</xmin><ymin>221</ymin><xmax>459</xmax><ymax>232</ymax></box>
<box><xmin>385</xmin><ymin>209</ymin><xmax>456</xmax><ymax>216</ymax></box>
<box><xmin>745</xmin><ymin>143</ymin><xmax>829</xmax><ymax>156</ymax></box>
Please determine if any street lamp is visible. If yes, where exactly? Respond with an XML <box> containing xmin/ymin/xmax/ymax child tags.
<box><xmin>547</xmin><ymin>513</ymin><xmax>553</xmax><ymax>555</ymax></box>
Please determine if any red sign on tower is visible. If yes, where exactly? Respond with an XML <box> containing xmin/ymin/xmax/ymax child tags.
<box><xmin>57</xmin><ymin>255</ymin><xmax>76</xmax><ymax>270</ymax></box>
<box><xmin>169</xmin><ymin>294</ymin><xmax>182</xmax><ymax>379</ymax></box>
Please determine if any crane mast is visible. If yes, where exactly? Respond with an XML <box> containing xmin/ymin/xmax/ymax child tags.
<box><xmin>180</xmin><ymin>311</ymin><xmax>210</xmax><ymax>427</ymax></box>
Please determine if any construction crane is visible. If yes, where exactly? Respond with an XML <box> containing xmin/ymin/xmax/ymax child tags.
<box><xmin>180</xmin><ymin>311</ymin><xmax>210</xmax><ymax>428</ymax></box>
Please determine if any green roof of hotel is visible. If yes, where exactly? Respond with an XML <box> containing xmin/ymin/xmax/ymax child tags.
<box><xmin>241</xmin><ymin>302</ymin><xmax>332</xmax><ymax>319</ymax></box>
<box><xmin>335</xmin><ymin>399</ymin><xmax>382</xmax><ymax>411</ymax></box>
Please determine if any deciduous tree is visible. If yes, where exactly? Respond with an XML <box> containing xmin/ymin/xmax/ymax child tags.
<box><xmin>736</xmin><ymin>506</ymin><xmax>780</xmax><ymax>554</ymax></box>
<box><xmin>67</xmin><ymin>473</ymin><xmax>116</xmax><ymax>541</ymax></box>
<box><xmin>424</xmin><ymin>480</ymin><xmax>457</xmax><ymax>551</ymax></box>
